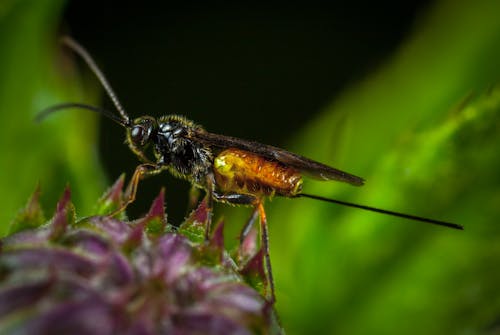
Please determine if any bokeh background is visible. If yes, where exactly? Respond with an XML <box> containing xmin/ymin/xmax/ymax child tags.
<box><xmin>1</xmin><ymin>0</ymin><xmax>499</xmax><ymax>334</ymax></box>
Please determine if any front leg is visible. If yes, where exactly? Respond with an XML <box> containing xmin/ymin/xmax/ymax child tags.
<box><xmin>109</xmin><ymin>163</ymin><xmax>165</xmax><ymax>217</ymax></box>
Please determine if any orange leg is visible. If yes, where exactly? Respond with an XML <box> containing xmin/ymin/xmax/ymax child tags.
<box><xmin>256</xmin><ymin>201</ymin><xmax>275</xmax><ymax>304</ymax></box>
<box><xmin>108</xmin><ymin>163</ymin><xmax>164</xmax><ymax>217</ymax></box>
<box><xmin>214</xmin><ymin>192</ymin><xmax>276</xmax><ymax>303</ymax></box>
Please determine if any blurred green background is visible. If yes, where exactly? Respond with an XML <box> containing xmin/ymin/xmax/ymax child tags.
<box><xmin>1</xmin><ymin>0</ymin><xmax>499</xmax><ymax>334</ymax></box>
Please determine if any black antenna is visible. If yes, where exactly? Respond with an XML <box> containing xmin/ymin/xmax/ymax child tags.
<box><xmin>297</xmin><ymin>193</ymin><xmax>463</xmax><ymax>230</ymax></box>
<box><xmin>60</xmin><ymin>36</ymin><xmax>130</xmax><ymax>125</ymax></box>
<box><xmin>36</xmin><ymin>102</ymin><xmax>127</xmax><ymax>126</ymax></box>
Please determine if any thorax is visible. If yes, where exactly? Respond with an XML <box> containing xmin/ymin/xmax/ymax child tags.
<box><xmin>154</xmin><ymin>115</ymin><xmax>212</xmax><ymax>185</ymax></box>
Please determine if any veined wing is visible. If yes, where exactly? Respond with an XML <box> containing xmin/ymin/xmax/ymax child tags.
<box><xmin>192</xmin><ymin>130</ymin><xmax>364</xmax><ymax>186</ymax></box>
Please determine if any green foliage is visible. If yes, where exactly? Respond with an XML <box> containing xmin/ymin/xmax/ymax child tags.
<box><xmin>0</xmin><ymin>0</ymin><xmax>106</xmax><ymax>236</ymax></box>
<box><xmin>266</xmin><ymin>1</ymin><xmax>500</xmax><ymax>334</ymax></box>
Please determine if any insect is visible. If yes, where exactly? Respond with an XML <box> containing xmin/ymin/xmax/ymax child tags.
<box><xmin>38</xmin><ymin>37</ymin><xmax>462</xmax><ymax>304</ymax></box>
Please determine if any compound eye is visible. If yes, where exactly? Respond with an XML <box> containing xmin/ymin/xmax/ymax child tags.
<box><xmin>130</xmin><ymin>125</ymin><xmax>146</xmax><ymax>145</ymax></box>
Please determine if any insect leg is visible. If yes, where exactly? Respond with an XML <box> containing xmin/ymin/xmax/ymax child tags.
<box><xmin>211</xmin><ymin>192</ymin><xmax>259</xmax><ymax>255</ymax></box>
<box><xmin>109</xmin><ymin>163</ymin><xmax>165</xmax><ymax>216</ymax></box>
<box><xmin>212</xmin><ymin>193</ymin><xmax>257</xmax><ymax>205</ymax></box>
<box><xmin>204</xmin><ymin>175</ymin><xmax>217</xmax><ymax>241</ymax></box>
<box><xmin>212</xmin><ymin>192</ymin><xmax>275</xmax><ymax>303</ymax></box>
<box><xmin>240</xmin><ymin>208</ymin><xmax>259</xmax><ymax>245</ymax></box>
<box><xmin>256</xmin><ymin>200</ymin><xmax>275</xmax><ymax>304</ymax></box>
<box><xmin>205</xmin><ymin>183</ymin><xmax>257</xmax><ymax>241</ymax></box>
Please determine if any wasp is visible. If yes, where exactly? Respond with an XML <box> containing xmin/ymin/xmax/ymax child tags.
<box><xmin>38</xmin><ymin>37</ymin><xmax>462</xmax><ymax>304</ymax></box>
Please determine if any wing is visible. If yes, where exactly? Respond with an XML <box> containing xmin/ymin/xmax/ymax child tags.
<box><xmin>192</xmin><ymin>130</ymin><xmax>364</xmax><ymax>186</ymax></box>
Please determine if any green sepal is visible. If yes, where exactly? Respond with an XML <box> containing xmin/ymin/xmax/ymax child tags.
<box><xmin>49</xmin><ymin>186</ymin><xmax>75</xmax><ymax>241</ymax></box>
<box><xmin>179</xmin><ymin>199</ymin><xmax>209</xmax><ymax>243</ymax></box>
<box><xmin>94</xmin><ymin>174</ymin><xmax>126</xmax><ymax>219</ymax></box>
<box><xmin>8</xmin><ymin>185</ymin><xmax>46</xmax><ymax>235</ymax></box>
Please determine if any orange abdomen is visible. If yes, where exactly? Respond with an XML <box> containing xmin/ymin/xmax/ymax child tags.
<box><xmin>213</xmin><ymin>148</ymin><xmax>303</xmax><ymax>197</ymax></box>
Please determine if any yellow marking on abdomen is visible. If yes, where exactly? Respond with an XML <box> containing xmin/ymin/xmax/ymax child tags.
<box><xmin>214</xmin><ymin>148</ymin><xmax>303</xmax><ymax>197</ymax></box>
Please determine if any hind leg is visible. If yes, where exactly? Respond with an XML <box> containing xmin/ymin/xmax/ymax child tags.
<box><xmin>213</xmin><ymin>192</ymin><xmax>275</xmax><ymax>304</ymax></box>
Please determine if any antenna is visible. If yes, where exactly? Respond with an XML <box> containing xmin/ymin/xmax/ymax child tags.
<box><xmin>36</xmin><ymin>102</ymin><xmax>127</xmax><ymax>127</ymax></box>
<box><xmin>297</xmin><ymin>193</ymin><xmax>463</xmax><ymax>230</ymax></box>
<box><xmin>61</xmin><ymin>36</ymin><xmax>130</xmax><ymax>124</ymax></box>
